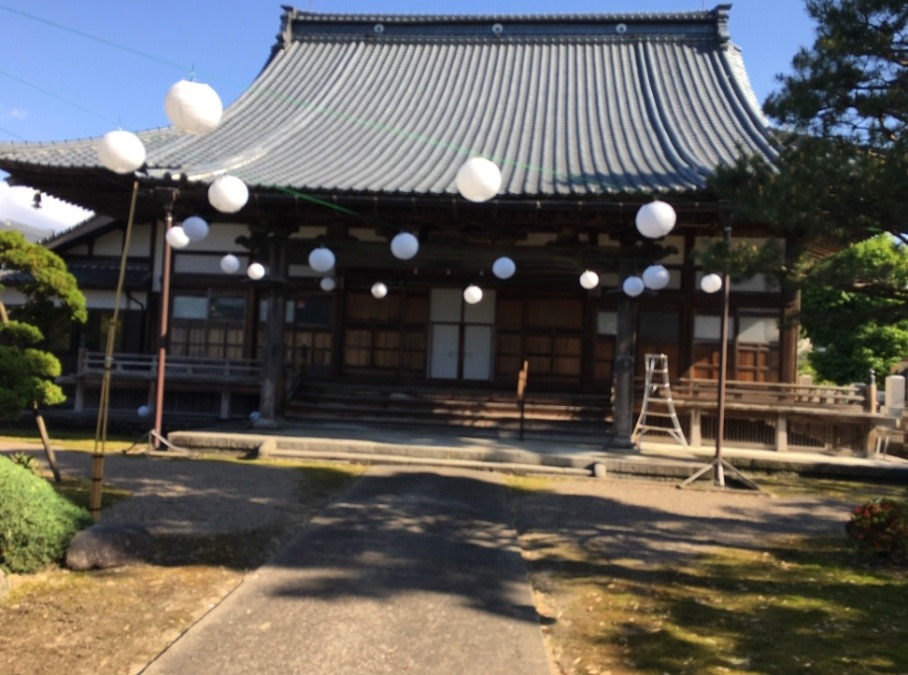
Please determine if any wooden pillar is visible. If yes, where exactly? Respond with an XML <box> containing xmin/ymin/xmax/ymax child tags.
<box><xmin>775</xmin><ymin>413</ymin><xmax>788</xmax><ymax>452</ymax></box>
<box><xmin>780</xmin><ymin>288</ymin><xmax>801</xmax><ymax>383</ymax></box>
<box><xmin>688</xmin><ymin>408</ymin><xmax>702</xmax><ymax>447</ymax></box>
<box><xmin>257</xmin><ymin>235</ymin><xmax>288</xmax><ymax>427</ymax></box>
<box><xmin>581</xmin><ymin>290</ymin><xmax>598</xmax><ymax>391</ymax></box>
<box><xmin>331</xmin><ymin>279</ymin><xmax>347</xmax><ymax>378</ymax></box>
<box><xmin>612</xmin><ymin>254</ymin><xmax>637</xmax><ymax>448</ymax></box>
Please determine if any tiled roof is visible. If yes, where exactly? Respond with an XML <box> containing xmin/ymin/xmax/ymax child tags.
<box><xmin>65</xmin><ymin>260</ymin><xmax>150</xmax><ymax>289</ymax></box>
<box><xmin>1</xmin><ymin>218</ymin><xmax>53</xmax><ymax>243</ymax></box>
<box><xmin>0</xmin><ymin>259</ymin><xmax>149</xmax><ymax>290</ymax></box>
<box><xmin>0</xmin><ymin>5</ymin><xmax>776</xmax><ymax>199</ymax></box>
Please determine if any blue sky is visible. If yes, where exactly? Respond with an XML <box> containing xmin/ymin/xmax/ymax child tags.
<box><xmin>0</xmin><ymin>1</ymin><xmax>815</xmax><ymax>143</ymax></box>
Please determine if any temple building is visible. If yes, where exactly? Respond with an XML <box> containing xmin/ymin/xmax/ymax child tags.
<box><xmin>0</xmin><ymin>5</ymin><xmax>792</xmax><ymax>440</ymax></box>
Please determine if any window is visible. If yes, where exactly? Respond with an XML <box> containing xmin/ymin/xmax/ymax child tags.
<box><xmin>691</xmin><ymin>309</ymin><xmax>781</xmax><ymax>382</ymax></box>
<box><xmin>284</xmin><ymin>296</ymin><xmax>333</xmax><ymax>375</ymax></box>
<box><xmin>170</xmin><ymin>293</ymin><xmax>246</xmax><ymax>359</ymax></box>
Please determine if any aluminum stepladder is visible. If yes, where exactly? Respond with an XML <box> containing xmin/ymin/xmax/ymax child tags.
<box><xmin>631</xmin><ymin>353</ymin><xmax>688</xmax><ymax>447</ymax></box>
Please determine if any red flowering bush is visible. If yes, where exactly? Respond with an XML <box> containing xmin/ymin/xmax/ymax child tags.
<box><xmin>845</xmin><ymin>498</ymin><xmax>908</xmax><ymax>562</ymax></box>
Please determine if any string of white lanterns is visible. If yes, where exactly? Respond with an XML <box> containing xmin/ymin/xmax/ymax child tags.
<box><xmin>181</xmin><ymin>216</ymin><xmax>209</xmax><ymax>242</ymax></box>
<box><xmin>622</xmin><ymin>201</ymin><xmax>675</xmax><ymax>295</ymax></box>
<box><xmin>575</xmin><ymin>200</ymin><xmax>678</xmax><ymax>297</ymax></box>
<box><xmin>98</xmin><ymin>75</ymin><xmax>251</xmax><ymax>273</ymax></box>
<box><xmin>97</xmin><ymin>130</ymin><xmax>146</xmax><ymax>174</ymax></box>
<box><xmin>309</xmin><ymin>247</ymin><xmax>336</xmax><ymax>274</ymax></box>
<box><xmin>219</xmin><ymin>253</ymin><xmax>241</xmax><ymax>274</ymax></box>
<box><xmin>463</xmin><ymin>284</ymin><xmax>483</xmax><ymax>305</ymax></box>
<box><xmin>448</xmin><ymin>157</ymin><xmax>503</xmax><ymax>300</ymax></box>
<box><xmin>390</xmin><ymin>231</ymin><xmax>419</xmax><ymax>260</ymax></box>
<box><xmin>622</xmin><ymin>275</ymin><xmax>645</xmax><ymax>297</ymax></box>
<box><xmin>209</xmin><ymin>175</ymin><xmax>249</xmax><ymax>214</ymax></box>
<box><xmin>635</xmin><ymin>199</ymin><xmax>677</xmax><ymax>239</ymax></box>
<box><xmin>311</xmin><ymin>156</ymin><xmax>508</xmax><ymax>299</ymax></box>
<box><xmin>492</xmin><ymin>256</ymin><xmax>516</xmax><ymax>280</ymax></box>
<box><xmin>700</xmin><ymin>272</ymin><xmax>723</xmax><ymax>294</ymax></box>
<box><xmin>642</xmin><ymin>263</ymin><xmax>670</xmax><ymax>290</ymax></box>
<box><xmin>455</xmin><ymin>156</ymin><xmax>502</xmax><ymax>203</ymax></box>
<box><xmin>164</xmin><ymin>79</ymin><xmax>223</xmax><ymax>134</ymax></box>
<box><xmin>98</xmin><ymin>128</ymin><xmax>683</xmax><ymax>304</ymax></box>
<box><xmin>164</xmin><ymin>224</ymin><xmax>190</xmax><ymax>248</ymax></box>
<box><xmin>97</xmin><ymin>98</ymin><xmax>685</xmax><ymax>304</ymax></box>
<box><xmin>579</xmin><ymin>270</ymin><xmax>600</xmax><ymax>290</ymax></box>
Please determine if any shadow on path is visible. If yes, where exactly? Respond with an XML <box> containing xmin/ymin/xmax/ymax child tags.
<box><xmin>143</xmin><ymin>466</ymin><xmax>553</xmax><ymax>675</ymax></box>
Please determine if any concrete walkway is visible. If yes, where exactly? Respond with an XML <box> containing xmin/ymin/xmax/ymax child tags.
<box><xmin>142</xmin><ymin>466</ymin><xmax>552</xmax><ymax>675</ymax></box>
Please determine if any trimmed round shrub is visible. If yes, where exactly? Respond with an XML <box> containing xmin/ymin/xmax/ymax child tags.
<box><xmin>845</xmin><ymin>498</ymin><xmax>908</xmax><ymax>562</ymax></box>
<box><xmin>0</xmin><ymin>457</ymin><xmax>93</xmax><ymax>573</ymax></box>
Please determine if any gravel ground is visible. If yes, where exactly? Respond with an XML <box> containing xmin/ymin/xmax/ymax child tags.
<box><xmin>2</xmin><ymin>446</ymin><xmax>302</xmax><ymax>536</ymax></box>
<box><xmin>2</xmin><ymin>443</ymin><xmax>850</xmax><ymax>557</ymax></box>
<box><xmin>510</xmin><ymin>477</ymin><xmax>849</xmax><ymax>568</ymax></box>
<box><xmin>0</xmin><ymin>442</ymin><xmax>862</xmax><ymax>675</ymax></box>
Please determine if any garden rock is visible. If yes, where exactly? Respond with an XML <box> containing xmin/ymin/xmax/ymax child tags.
<box><xmin>65</xmin><ymin>522</ymin><xmax>155</xmax><ymax>570</ymax></box>
<box><xmin>0</xmin><ymin>569</ymin><xmax>8</xmax><ymax>602</ymax></box>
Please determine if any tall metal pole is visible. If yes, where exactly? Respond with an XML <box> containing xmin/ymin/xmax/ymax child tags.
<box><xmin>152</xmin><ymin>209</ymin><xmax>173</xmax><ymax>448</ymax></box>
<box><xmin>713</xmin><ymin>219</ymin><xmax>732</xmax><ymax>487</ymax></box>
<box><xmin>680</xmin><ymin>208</ymin><xmax>759</xmax><ymax>490</ymax></box>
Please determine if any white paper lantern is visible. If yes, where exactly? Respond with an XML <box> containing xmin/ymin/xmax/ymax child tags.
<box><xmin>308</xmin><ymin>247</ymin><xmax>335</xmax><ymax>273</ymax></box>
<box><xmin>219</xmin><ymin>253</ymin><xmax>241</xmax><ymax>274</ymax></box>
<box><xmin>623</xmin><ymin>276</ymin><xmax>645</xmax><ymax>297</ymax></box>
<box><xmin>371</xmin><ymin>282</ymin><xmax>388</xmax><ymax>299</ymax></box>
<box><xmin>463</xmin><ymin>284</ymin><xmax>483</xmax><ymax>304</ymax></box>
<box><xmin>164</xmin><ymin>79</ymin><xmax>223</xmax><ymax>134</ymax></box>
<box><xmin>165</xmin><ymin>225</ymin><xmax>190</xmax><ymax>249</ymax></box>
<box><xmin>635</xmin><ymin>200</ymin><xmax>677</xmax><ymax>239</ymax></box>
<box><xmin>247</xmin><ymin>262</ymin><xmax>266</xmax><ymax>280</ymax></box>
<box><xmin>390</xmin><ymin>232</ymin><xmax>419</xmax><ymax>260</ymax></box>
<box><xmin>320</xmin><ymin>277</ymin><xmax>336</xmax><ymax>292</ymax></box>
<box><xmin>208</xmin><ymin>175</ymin><xmax>249</xmax><ymax>214</ymax></box>
<box><xmin>642</xmin><ymin>264</ymin><xmax>670</xmax><ymax>290</ymax></box>
<box><xmin>700</xmin><ymin>273</ymin><xmax>723</xmax><ymax>294</ymax></box>
<box><xmin>579</xmin><ymin>270</ymin><xmax>600</xmax><ymax>290</ymax></box>
<box><xmin>97</xmin><ymin>130</ymin><xmax>146</xmax><ymax>174</ymax></box>
<box><xmin>455</xmin><ymin>157</ymin><xmax>502</xmax><ymax>202</ymax></box>
<box><xmin>492</xmin><ymin>256</ymin><xmax>516</xmax><ymax>280</ymax></box>
<box><xmin>181</xmin><ymin>216</ymin><xmax>209</xmax><ymax>242</ymax></box>
<box><xmin>137</xmin><ymin>405</ymin><xmax>150</xmax><ymax>418</ymax></box>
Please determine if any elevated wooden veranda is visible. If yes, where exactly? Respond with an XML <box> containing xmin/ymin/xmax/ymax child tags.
<box><xmin>56</xmin><ymin>351</ymin><xmax>904</xmax><ymax>457</ymax></box>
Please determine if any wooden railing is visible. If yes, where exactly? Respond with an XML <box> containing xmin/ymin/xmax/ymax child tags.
<box><xmin>634</xmin><ymin>377</ymin><xmax>890</xmax><ymax>454</ymax></box>
<box><xmin>672</xmin><ymin>378</ymin><xmax>869</xmax><ymax>412</ymax></box>
<box><xmin>78</xmin><ymin>351</ymin><xmax>262</xmax><ymax>382</ymax></box>
<box><xmin>59</xmin><ymin>351</ymin><xmax>263</xmax><ymax>419</ymax></box>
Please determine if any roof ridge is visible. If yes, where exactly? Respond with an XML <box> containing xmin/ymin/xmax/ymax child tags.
<box><xmin>280</xmin><ymin>8</ymin><xmax>727</xmax><ymax>23</ymax></box>
<box><xmin>274</xmin><ymin>6</ymin><xmax>730</xmax><ymax>52</ymax></box>
<box><xmin>289</xmin><ymin>34</ymin><xmax>721</xmax><ymax>44</ymax></box>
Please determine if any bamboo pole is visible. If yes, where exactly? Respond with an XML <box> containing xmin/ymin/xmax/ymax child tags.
<box><xmin>89</xmin><ymin>180</ymin><xmax>140</xmax><ymax>520</ymax></box>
